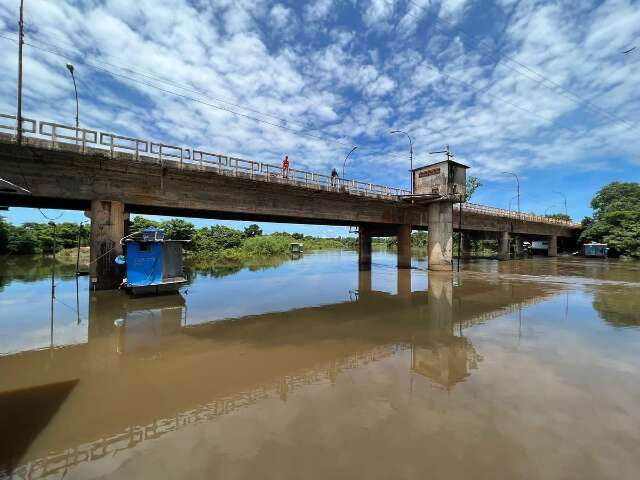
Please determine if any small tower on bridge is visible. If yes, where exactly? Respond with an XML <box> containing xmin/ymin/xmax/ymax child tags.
<box><xmin>411</xmin><ymin>149</ymin><xmax>469</xmax><ymax>272</ymax></box>
<box><xmin>411</xmin><ymin>158</ymin><xmax>468</xmax><ymax>200</ymax></box>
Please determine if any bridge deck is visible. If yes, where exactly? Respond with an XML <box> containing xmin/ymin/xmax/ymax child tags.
<box><xmin>0</xmin><ymin>114</ymin><xmax>580</xmax><ymax>236</ymax></box>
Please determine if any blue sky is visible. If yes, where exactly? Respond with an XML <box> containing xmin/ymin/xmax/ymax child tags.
<box><xmin>1</xmin><ymin>0</ymin><xmax>639</xmax><ymax>236</ymax></box>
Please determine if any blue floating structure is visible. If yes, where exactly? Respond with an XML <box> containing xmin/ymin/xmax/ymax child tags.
<box><xmin>583</xmin><ymin>242</ymin><xmax>609</xmax><ymax>258</ymax></box>
<box><xmin>122</xmin><ymin>228</ymin><xmax>189</xmax><ymax>295</ymax></box>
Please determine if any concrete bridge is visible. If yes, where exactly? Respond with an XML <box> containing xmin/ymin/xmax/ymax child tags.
<box><xmin>0</xmin><ymin>114</ymin><xmax>581</xmax><ymax>288</ymax></box>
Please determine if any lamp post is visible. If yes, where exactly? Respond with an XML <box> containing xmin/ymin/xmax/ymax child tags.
<box><xmin>390</xmin><ymin>130</ymin><xmax>413</xmax><ymax>193</ymax></box>
<box><xmin>341</xmin><ymin>146</ymin><xmax>358</xmax><ymax>178</ymax></box>
<box><xmin>16</xmin><ymin>0</ymin><xmax>24</xmax><ymax>145</ymax></box>
<box><xmin>553</xmin><ymin>190</ymin><xmax>568</xmax><ymax>217</ymax></box>
<box><xmin>66</xmin><ymin>63</ymin><xmax>79</xmax><ymax>144</ymax></box>
<box><xmin>502</xmin><ymin>171</ymin><xmax>520</xmax><ymax>219</ymax></box>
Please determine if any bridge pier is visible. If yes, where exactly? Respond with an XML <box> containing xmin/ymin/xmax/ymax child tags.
<box><xmin>89</xmin><ymin>200</ymin><xmax>125</xmax><ymax>290</ymax></box>
<box><xmin>397</xmin><ymin>267</ymin><xmax>412</xmax><ymax>300</ymax></box>
<box><xmin>358</xmin><ymin>226</ymin><xmax>372</xmax><ymax>267</ymax></box>
<box><xmin>498</xmin><ymin>231</ymin><xmax>510</xmax><ymax>260</ymax></box>
<box><xmin>461</xmin><ymin>233</ymin><xmax>472</xmax><ymax>259</ymax></box>
<box><xmin>358</xmin><ymin>267</ymin><xmax>372</xmax><ymax>295</ymax></box>
<box><xmin>427</xmin><ymin>202</ymin><xmax>453</xmax><ymax>271</ymax></box>
<box><xmin>513</xmin><ymin>236</ymin><xmax>523</xmax><ymax>257</ymax></box>
<box><xmin>397</xmin><ymin>224</ymin><xmax>412</xmax><ymax>269</ymax></box>
<box><xmin>548</xmin><ymin>235</ymin><xmax>558</xmax><ymax>257</ymax></box>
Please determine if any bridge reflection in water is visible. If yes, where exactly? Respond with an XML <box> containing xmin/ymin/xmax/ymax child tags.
<box><xmin>0</xmin><ymin>271</ymin><xmax>557</xmax><ymax>479</ymax></box>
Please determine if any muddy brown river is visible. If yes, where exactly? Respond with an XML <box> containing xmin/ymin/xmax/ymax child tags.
<box><xmin>1</xmin><ymin>251</ymin><xmax>639</xmax><ymax>479</ymax></box>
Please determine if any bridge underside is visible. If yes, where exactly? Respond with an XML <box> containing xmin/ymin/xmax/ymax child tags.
<box><xmin>0</xmin><ymin>139</ymin><xmax>581</xmax><ymax>288</ymax></box>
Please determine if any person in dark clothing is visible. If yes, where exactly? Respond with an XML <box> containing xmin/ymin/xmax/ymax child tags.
<box><xmin>330</xmin><ymin>168</ymin><xmax>339</xmax><ymax>187</ymax></box>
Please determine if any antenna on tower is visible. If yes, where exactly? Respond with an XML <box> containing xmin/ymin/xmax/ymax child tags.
<box><xmin>429</xmin><ymin>145</ymin><xmax>454</xmax><ymax>161</ymax></box>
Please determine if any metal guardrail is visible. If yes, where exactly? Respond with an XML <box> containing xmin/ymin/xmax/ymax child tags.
<box><xmin>459</xmin><ymin>203</ymin><xmax>581</xmax><ymax>227</ymax></box>
<box><xmin>0</xmin><ymin>113</ymin><xmax>580</xmax><ymax>226</ymax></box>
<box><xmin>0</xmin><ymin>112</ymin><xmax>35</xmax><ymax>134</ymax></box>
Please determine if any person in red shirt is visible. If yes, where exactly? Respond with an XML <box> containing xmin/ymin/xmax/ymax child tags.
<box><xmin>282</xmin><ymin>155</ymin><xmax>289</xmax><ymax>178</ymax></box>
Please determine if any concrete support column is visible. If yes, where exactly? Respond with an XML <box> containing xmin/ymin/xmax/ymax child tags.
<box><xmin>461</xmin><ymin>233</ymin><xmax>472</xmax><ymax>259</ymax></box>
<box><xmin>358</xmin><ymin>226</ymin><xmax>372</xmax><ymax>267</ymax></box>
<box><xmin>427</xmin><ymin>202</ymin><xmax>453</xmax><ymax>271</ymax></box>
<box><xmin>397</xmin><ymin>224</ymin><xmax>412</xmax><ymax>269</ymax></box>
<box><xmin>498</xmin><ymin>230</ymin><xmax>510</xmax><ymax>260</ymax></box>
<box><xmin>513</xmin><ymin>236</ymin><xmax>522</xmax><ymax>257</ymax></box>
<box><xmin>397</xmin><ymin>267</ymin><xmax>411</xmax><ymax>301</ymax></box>
<box><xmin>358</xmin><ymin>267</ymin><xmax>372</xmax><ymax>296</ymax></box>
<box><xmin>89</xmin><ymin>200</ymin><xmax>125</xmax><ymax>290</ymax></box>
<box><xmin>548</xmin><ymin>235</ymin><xmax>558</xmax><ymax>257</ymax></box>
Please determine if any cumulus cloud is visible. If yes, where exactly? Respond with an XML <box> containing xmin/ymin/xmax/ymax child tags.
<box><xmin>0</xmin><ymin>0</ymin><xmax>638</xmax><ymax>218</ymax></box>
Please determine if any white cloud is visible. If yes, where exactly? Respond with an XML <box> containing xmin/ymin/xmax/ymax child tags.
<box><xmin>363</xmin><ymin>0</ymin><xmax>396</xmax><ymax>28</ymax></box>
<box><xmin>305</xmin><ymin>0</ymin><xmax>335</xmax><ymax>22</ymax></box>
<box><xmin>270</xmin><ymin>4</ymin><xmax>294</xmax><ymax>29</ymax></box>
<box><xmin>0</xmin><ymin>0</ymin><xmax>637</xmax><ymax>217</ymax></box>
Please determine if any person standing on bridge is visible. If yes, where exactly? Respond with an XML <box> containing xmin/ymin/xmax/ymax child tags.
<box><xmin>282</xmin><ymin>155</ymin><xmax>290</xmax><ymax>179</ymax></box>
<box><xmin>331</xmin><ymin>167</ymin><xmax>339</xmax><ymax>188</ymax></box>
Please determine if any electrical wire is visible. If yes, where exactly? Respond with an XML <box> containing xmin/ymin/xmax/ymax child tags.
<box><xmin>0</xmin><ymin>31</ymin><xmax>413</xmax><ymax>164</ymax></box>
<box><xmin>0</xmin><ymin>31</ymin><xmax>355</xmax><ymax>147</ymax></box>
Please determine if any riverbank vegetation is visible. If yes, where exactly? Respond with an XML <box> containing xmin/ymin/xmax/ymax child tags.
<box><xmin>580</xmin><ymin>182</ymin><xmax>640</xmax><ymax>258</ymax></box>
<box><xmin>0</xmin><ymin>215</ymin><xmax>504</xmax><ymax>262</ymax></box>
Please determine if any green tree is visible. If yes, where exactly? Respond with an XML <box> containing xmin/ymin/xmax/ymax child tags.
<box><xmin>6</xmin><ymin>226</ymin><xmax>39</xmax><ymax>254</ymax></box>
<box><xmin>161</xmin><ymin>219</ymin><xmax>196</xmax><ymax>242</ymax></box>
<box><xmin>243</xmin><ymin>224</ymin><xmax>263</xmax><ymax>238</ymax></box>
<box><xmin>193</xmin><ymin>225</ymin><xmax>244</xmax><ymax>254</ymax></box>
<box><xmin>0</xmin><ymin>216</ymin><xmax>9</xmax><ymax>254</ymax></box>
<box><xmin>130</xmin><ymin>216</ymin><xmax>160</xmax><ymax>233</ymax></box>
<box><xmin>465</xmin><ymin>176</ymin><xmax>482</xmax><ymax>201</ymax></box>
<box><xmin>579</xmin><ymin>182</ymin><xmax>640</xmax><ymax>257</ymax></box>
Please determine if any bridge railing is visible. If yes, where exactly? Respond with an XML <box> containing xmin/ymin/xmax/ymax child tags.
<box><xmin>460</xmin><ymin>203</ymin><xmax>581</xmax><ymax>227</ymax></box>
<box><xmin>0</xmin><ymin>112</ymin><xmax>409</xmax><ymax>199</ymax></box>
<box><xmin>0</xmin><ymin>113</ymin><xmax>36</xmax><ymax>134</ymax></box>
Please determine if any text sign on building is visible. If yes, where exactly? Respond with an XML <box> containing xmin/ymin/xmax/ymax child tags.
<box><xmin>418</xmin><ymin>168</ymin><xmax>441</xmax><ymax>178</ymax></box>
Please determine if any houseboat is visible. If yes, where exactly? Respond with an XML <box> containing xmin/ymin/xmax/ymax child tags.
<box><xmin>121</xmin><ymin>228</ymin><xmax>189</xmax><ymax>295</ymax></box>
<box><xmin>583</xmin><ymin>242</ymin><xmax>609</xmax><ymax>258</ymax></box>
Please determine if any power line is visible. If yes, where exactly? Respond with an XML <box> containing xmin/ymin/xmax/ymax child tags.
<box><xmin>406</xmin><ymin>0</ymin><xmax>638</xmax><ymax>132</ymax></box>
<box><xmin>0</xmin><ymin>33</ymin><xmax>352</xmax><ymax>147</ymax></box>
<box><xmin>0</xmin><ymin>33</ymin><xmax>416</xmax><ymax>165</ymax></box>
<box><xmin>0</xmin><ymin>31</ymin><xmax>414</xmax><ymax>165</ymax></box>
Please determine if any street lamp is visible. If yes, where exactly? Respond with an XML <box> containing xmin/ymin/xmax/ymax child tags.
<box><xmin>502</xmin><ymin>171</ymin><xmax>520</xmax><ymax>219</ymax></box>
<box><xmin>66</xmin><ymin>63</ymin><xmax>79</xmax><ymax>144</ymax></box>
<box><xmin>341</xmin><ymin>146</ymin><xmax>358</xmax><ymax>178</ymax></box>
<box><xmin>552</xmin><ymin>190</ymin><xmax>568</xmax><ymax>217</ymax></box>
<box><xmin>390</xmin><ymin>130</ymin><xmax>413</xmax><ymax>193</ymax></box>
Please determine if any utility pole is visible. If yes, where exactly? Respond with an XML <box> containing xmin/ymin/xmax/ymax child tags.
<box><xmin>16</xmin><ymin>0</ymin><xmax>25</xmax><ymax>145</ymax></box>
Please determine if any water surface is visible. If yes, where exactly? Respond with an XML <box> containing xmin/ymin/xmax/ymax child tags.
<box><xmin>1</xmin><ymin>251</ymin><xmax>639</xmax><ymax>479</ymax></box>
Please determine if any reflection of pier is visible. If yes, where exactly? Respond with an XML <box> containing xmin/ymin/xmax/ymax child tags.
<box><xmin>0</xmin><ymin>273</ymin><xmax>559</xmax><ymax>479</ymax></box>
